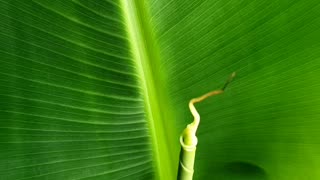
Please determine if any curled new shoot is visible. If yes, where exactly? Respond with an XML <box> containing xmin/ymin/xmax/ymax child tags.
<box><xmin>177</xmin><ymin>72</ymin><xmax>236</xmax><ymax>180</ymax></box>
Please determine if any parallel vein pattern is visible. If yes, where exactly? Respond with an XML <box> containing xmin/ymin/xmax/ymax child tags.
<box><xmin>0</xmin><ymin>0</ymin><xmax>153</xmax><ymax>179</ymax></box>
<box><xmin>148</xmin><ymin>0</ymin><xmax>320</xmax><ymax>179</ymax></box>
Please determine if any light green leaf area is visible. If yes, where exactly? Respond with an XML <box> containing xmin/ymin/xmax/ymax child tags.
<box><xmin>1</xmin><ymin>0</ymin><xmax>320</xmax><ymax>180</ymax></box>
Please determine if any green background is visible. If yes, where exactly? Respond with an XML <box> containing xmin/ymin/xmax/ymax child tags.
<box><xmin>1</xmin><ymin>0</ymin><xmax>320</xmax><ymax>179</ymax></box>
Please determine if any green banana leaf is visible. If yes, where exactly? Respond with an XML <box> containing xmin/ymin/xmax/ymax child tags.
<box><xmin>1</xmin><ymin>0</ymin><xmax>320</xmax><ymax>179</ymax></box>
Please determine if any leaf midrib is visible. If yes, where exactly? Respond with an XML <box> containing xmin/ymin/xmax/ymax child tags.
<box><xmin>120</xmin><ymin>1</ymin><xmax>179</xmax><ymax>180</ymax></box>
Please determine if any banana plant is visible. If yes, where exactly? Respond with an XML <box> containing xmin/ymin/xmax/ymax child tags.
<box><xmin>1</xmin><ymin>0</ymin><xmax>320</xmax><ymax>180</ymax></box>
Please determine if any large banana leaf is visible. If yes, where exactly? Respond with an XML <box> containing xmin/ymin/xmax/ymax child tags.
<box><xmin>1</xmin><ymin>0</ymin><xmax>320</xmax><ymax>180</ymax></box>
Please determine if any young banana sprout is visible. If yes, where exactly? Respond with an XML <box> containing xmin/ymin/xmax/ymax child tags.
<box><xmin>178</xmin><ymin>72</ymin><xmax>236</xmax><ymax>180</ymax></box>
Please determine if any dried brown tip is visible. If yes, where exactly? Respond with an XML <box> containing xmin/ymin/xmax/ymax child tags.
<box><xmin>222</xmin><ymin>72</ymin><xmax>236</xmax><ymax>91</ymax></box>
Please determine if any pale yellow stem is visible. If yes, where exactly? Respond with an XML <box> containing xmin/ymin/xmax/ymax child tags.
<box><xmin>178</xmin><ymin>72</ymin><xmax>236</xmax><ymax>180</ymax></box>
<box><xmin>182</xmin><ymin>72</ymin><xmax>236</xmax><ymax>146</ymax></box>
<box><xmin>189</xmin><ymin>90</ymin><xmax>224</xmax><ymax>132</ymax></box>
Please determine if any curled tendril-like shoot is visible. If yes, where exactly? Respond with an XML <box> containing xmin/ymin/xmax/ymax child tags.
<box><xmin>182</xmin><ymin>72</ymin><xmax>236</xmax><ymax>146</ymax></box>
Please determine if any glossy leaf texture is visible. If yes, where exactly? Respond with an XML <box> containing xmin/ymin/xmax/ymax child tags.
<box><xmin>148</xmin><ymin>0</ymin><xmax>320</xmax><ymax>179</ymax></box>
<box><xmin>2</xmin><ymin>0</ymin><xmax>320</xmax><ymax>180</ymax></box>
<box><xmin>0</xmin><ymin>0</ymin><xmax>154</xmax><ymax>179</ymax></box>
